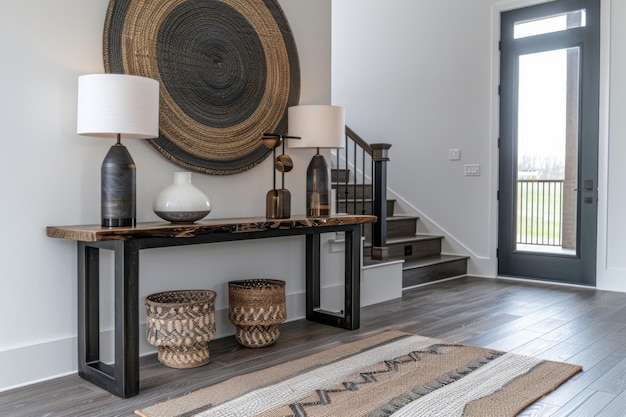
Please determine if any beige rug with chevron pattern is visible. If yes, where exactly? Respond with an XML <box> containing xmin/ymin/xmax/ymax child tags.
<box><xmin>135</xmin><ymin>330</ymin><xmax>581</xmax><ymax>417</ymax></box>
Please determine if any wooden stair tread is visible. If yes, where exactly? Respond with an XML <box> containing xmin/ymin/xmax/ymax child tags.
<box><xmin>386</xmin><ymin>215</ymin><xmax>419</xmax><ymax>221</ymax></box>
<box><xmin>387</xmin><ymin>234</ymin><xmax>442</xmax><ymax>244</ymax></box>
<box><xmin>337</xmin><ymin>198</ymin><xmax>397</xmax><ymax>203</ymax></box>
<box><xmin>365</xmin><ymin>234</ymin><xmax>443</xmax><ymax>247</ymax></box>
<box><xmin>401</xmin><ymin>254</ymin><xmax>469</xmax><ymax>270</ymax></box>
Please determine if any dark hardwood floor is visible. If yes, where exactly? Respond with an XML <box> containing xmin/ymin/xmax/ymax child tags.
<box><xmin>2</xmin><ymin>276</ymin><xmax>626</xmax><ymax>416</ymax></box>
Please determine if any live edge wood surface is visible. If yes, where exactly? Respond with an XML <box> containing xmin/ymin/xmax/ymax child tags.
<box><xmin>45</xmin><ymin>215</ymin><xmax>377</xmax><ymax>242</ymax></box>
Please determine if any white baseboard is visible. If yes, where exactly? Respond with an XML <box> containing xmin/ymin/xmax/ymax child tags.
<box><xmin>0</xmin><ymin>337</ymin><xmax>78</xmax><ymax>392</ymax></box>
<box><xmin>0</xmin><ymin>291</ymin><xmax>307</xmax><ymax>392</ymax></box>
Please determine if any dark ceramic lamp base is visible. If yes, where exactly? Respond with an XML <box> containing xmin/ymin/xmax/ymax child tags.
<box><xmin>101</xmin><ymin>144</ymin><xmax>136</xmax><ymax>227</ymax></box>
<box><xmin>306</xmin><ymin>153</ymin><xmax>331</xmax><ymax>217</ymax></box>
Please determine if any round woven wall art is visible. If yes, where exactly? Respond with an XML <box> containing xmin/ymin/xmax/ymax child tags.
<box><xmin>104</xmin><ymin>0</ymin><xmax>300</xmax><ymax>175</ymax></box>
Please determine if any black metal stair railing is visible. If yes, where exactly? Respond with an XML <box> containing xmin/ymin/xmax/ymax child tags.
<box><xmin>334</xmin><ymin>126</ymin><xmax>391</xmax><ymax>260</ymax></box>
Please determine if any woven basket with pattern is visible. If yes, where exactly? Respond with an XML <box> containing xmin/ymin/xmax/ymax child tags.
<box><xmin>145</xmin><ymin>289</ymin><xmax>216</xmax><ymax>368</ymax></box>
<box><xmin>228</xmin><ymin>279</ymin><xmax>286</xmax><ymax>348</ymax></box>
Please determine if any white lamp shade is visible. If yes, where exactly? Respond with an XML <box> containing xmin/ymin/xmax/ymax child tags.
<box><xmin>287</xmin><ymin>105</ymin><xmax>345</xmax><ymax>149</ymax></box>
<box><xmin>77</xmin><ymin>74</ymin><xmax>160</xmax><ymax>139</ymax></box>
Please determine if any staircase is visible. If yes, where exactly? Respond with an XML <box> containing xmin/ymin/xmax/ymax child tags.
<box><xmin>333</xmin><ymin>129</ymin><xmax>468</xmax><ymax>290</ymax></box>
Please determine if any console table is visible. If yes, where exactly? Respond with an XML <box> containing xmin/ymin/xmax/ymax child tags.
<box><xmin>46</xmin><ymin>215</ymin><xmax>375</xmax><ymax>398</ymax></box>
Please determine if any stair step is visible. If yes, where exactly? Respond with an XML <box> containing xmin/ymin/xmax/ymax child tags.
<box><xmin>363</xmin><ymin>215</ymin><xmax>419</xmax><ymax>243</ymax></box>
<box><xmin>386</xmin><ymin>234</ymin><xmax>443</xmax><ymax>260</ymax></box>
<box><xmin>332</xmin><ymin>169</ymin><xmax>350</xmax><ymax>183</ymax></box>
<box><xmin>333</xmin><ymin>183</ymin><xmax>373</xmax><ymax>199</ymax></box>
<box><xmin>402</xmin><ymin>255</ymin><xmax>468</xmax><ymax>288</ymax></box>
<box><xmin>365</xmin><ymin>234</ymin><xmax>443</xmax><ymax>260</ymax></box>
<box><xmin>386</xmin><ymin>216</ymin><xmax>419</xmax><ymax>239</ymax></box>
<box><xmin>338</xmin><ymin>199</ymin><xmax>396</xmax><ymax>216</ymax></box>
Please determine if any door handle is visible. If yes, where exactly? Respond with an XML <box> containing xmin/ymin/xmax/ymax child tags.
<box><xmin>574</xmin><ymin>179</ymin><xmax>594</xmax><ymax>191</ymax></box>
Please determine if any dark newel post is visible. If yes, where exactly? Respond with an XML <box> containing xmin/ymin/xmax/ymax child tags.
<box><xmin>371</xmin><ymin>143</ymin><xmax>391</xmax><ymax>260</ymax></box>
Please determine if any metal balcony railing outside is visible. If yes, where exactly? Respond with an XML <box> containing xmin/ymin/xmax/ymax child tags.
<box><xmin>516</xmin><ymin>179</ymin><xmax>564</xmax><ymax>246</ymax></box>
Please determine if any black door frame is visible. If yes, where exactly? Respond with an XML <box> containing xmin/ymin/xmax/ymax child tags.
<box><xmin>498</xmin><ymin>0</ymin><xmax>600</xmax><ymax>286</ymax></box>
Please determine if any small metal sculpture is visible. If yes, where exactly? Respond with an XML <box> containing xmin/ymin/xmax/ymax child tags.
<box><xmin>261</xmin><ymin>133</ymin><xmax>300</xmax><ymax>218</ymax></box>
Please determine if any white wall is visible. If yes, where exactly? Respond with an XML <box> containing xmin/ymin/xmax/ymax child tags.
<box><xmin>332</xmin><ymin>0</ymin><xmax>626</xmax><ymax>290</ymax></box>
<box><xmin>0</xmin><ymin>0</ymin><xmax>332</xmax><ymax>391</ymax></box>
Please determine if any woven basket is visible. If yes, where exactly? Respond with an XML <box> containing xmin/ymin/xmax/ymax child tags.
<box><xmin>228</xmin><ymin>279</ymin><xmax>286</xmax><ymax>348</ymax></box>
<box><xmin>145</xmin><ymin>289</ymin><xmax>216</xmax><ymax>368</ymax></box>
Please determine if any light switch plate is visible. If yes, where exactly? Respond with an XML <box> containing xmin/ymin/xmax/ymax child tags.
<box><xmin>464</xmin><ymin>164</ymin><xmax>480</xmax><ymax>176</ymax></box>
<box><xmin>449</xmin><ymin>149</ymin><xmax>461</xmax><ymax>160</ymax></box>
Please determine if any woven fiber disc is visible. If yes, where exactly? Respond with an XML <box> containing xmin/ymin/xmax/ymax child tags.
<box><xmin>104</xmin><ymin>0</ymin><xmax>300</xmax><ymax>175</ymax></box>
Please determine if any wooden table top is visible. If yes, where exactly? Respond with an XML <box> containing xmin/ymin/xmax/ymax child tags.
<box><xmin>46</xmin><ymin>215</ymin><xmax>377</xmax><ymax>242</ymax></box>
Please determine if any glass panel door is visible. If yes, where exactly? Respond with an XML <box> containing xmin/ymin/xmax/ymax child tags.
<box><xmin>516</xmin><ymin>47</ymin><xmax>579</xmax><ymax>255</ymax></box>
<box><xmin>498</xmin><ymin>0</ymin><xmax>600</xmax><ymax>286</ymax></box>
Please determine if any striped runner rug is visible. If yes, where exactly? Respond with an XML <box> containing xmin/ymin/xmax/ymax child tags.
<box><xmin>135</xmin><ymin>330</ymin><xmax>581</xmax><ymax>417</ymax></box>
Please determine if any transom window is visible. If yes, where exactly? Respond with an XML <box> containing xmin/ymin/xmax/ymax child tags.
<box><xmin>514</xmin><ymin>9</ymin><xmax>586</xmax><ymax>39</ymax></box>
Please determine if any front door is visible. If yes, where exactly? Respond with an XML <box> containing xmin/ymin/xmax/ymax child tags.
<box><xmin>498</xmin><ymin>0</ymin><xmax>600</xmax><ymax>285</ymax></box>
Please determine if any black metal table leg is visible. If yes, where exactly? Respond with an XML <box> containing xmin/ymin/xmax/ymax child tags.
<box><xmin>77</xmin><ymin>241</ymin><xmax>139</xmax><ymax>398</ymax></box>
<box><xmin>114</xmin><ymin>240</ymin><xmax>140</xmax><ymax>397</ymax></box>
<box><xmin>305</xmin><ymin>233</ymin><xmax>321</xmax><ymax>320</ymax></box>
<box><xmin>77</xmin><ymin>243</ymin><xmax>100</xmax><ymax>376</ymax></box>
<box><xmin>344</xmin><ymin>223</ymin><xmax>361</xmax><ymax>330</ymax></box>
<box><xmin>305</xmin><ymin>224</ymin><xmax>361</xmax><ymax>330</ymax></box>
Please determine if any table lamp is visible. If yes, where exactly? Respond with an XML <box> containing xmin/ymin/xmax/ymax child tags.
<box><xmin>77</xmin><ymin>74</ymin><xmax>160</xmax><ymax>227</ymax></box>
<box><xmin>288</xmin><ymin>105</ymin><xmax>345</xmax><ymax>217</ymax></box>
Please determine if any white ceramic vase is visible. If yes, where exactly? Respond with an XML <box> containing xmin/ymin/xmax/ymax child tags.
<box><xmin>153</xmin><ymin>172</ymin><xmax>211</xmax><ymax>223</ymax></box>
